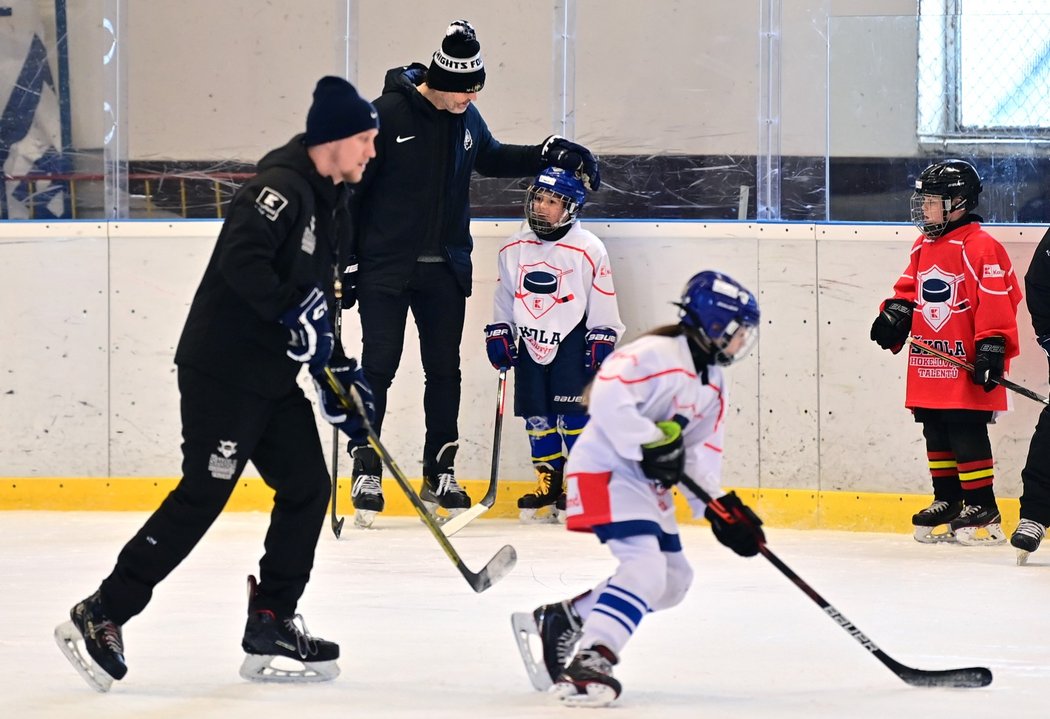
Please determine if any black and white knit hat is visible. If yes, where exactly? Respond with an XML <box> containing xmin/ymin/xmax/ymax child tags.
<box><xmin>427</xmin><ymin>20</ymin><xmax>486</xmax><ymax>93</ymax></box>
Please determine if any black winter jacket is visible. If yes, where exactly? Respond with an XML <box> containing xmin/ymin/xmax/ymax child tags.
<box><xmin>352</xmin><ymin>64</ymin><xmax>546</xmax><ymax>297</ymax></box>
<box><xmin>175</xmin><ymin>135</ymin><xmax>353</xmax><ymax>398</ymax></box>
<box><xmin>1027</xmin><ymin>226</ymin><xmax>1050</xmax><ymax>339</ymax></box>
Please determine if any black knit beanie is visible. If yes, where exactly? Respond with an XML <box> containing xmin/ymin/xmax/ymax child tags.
<box><xmin>426</xmin><ymin>20</ymin><xmax>486</xmax><ymax>93</ymax></box>
<box><xmin>304</xmin><ymin>76</ymin><xmax>378</xmax><ymax>146</ymax></box>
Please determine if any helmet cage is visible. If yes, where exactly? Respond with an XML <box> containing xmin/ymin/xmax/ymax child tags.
<box><xmin>909</xmin><ymin>160</ymin><xmax>982</xmax><ymax>238</ymax></box>
<box><xmin>525</xmin><ymin>167</ymin><xmax>587</xmax><ymax>236</ymax></box>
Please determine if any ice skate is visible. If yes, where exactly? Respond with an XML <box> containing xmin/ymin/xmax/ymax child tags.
<box><xmin>54</xmin><ymin>590</ymin><xmax>127</xmax><ymax>692</ymax></box>
<box><xmin>350</xmin><ymin>445</ymin><xmax>383</xmax><ymax>529</ymax></box>
<box><xmin>550</xmin><ymin>644</ymin><xmax>622</xmax><ymax>707</ymax></box>
<box><xmin>421</xmin><ymin>442</ymin><xmax>471</xmax><ymax>521</ymax></box>
<box><xmin>949</xmin><ymin>504</ymin><xmax>1007</xmax><ymax>546</ymax></box>
<box><xmin>517</xmin><ymin>464</ymin><xmax>563</xmax><ymax>523</ymax></box>
<box><xmin>239</xmin><ymin>575</ymin><xmax>339</xmax><ymax>683</ymax></box>
<box><xmin>911</xmin><ymin>498</ymin><xmax>963</xmax><ymax>543</ymax></box>
<box><xmin>1011</xmin><ymin>518</ymin><xmax>1045</xmax><ymax>565</ymax></box>
<box><xmin>511</xmin><ymin>598</ymin><xmax>583</xmax><ymax>691</ymax></box>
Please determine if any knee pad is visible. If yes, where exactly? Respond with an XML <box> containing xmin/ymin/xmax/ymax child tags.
<box><xmin>653</xmin><ymin>551</ymin><xmax>694</xmax><ymax>610</ymax></box>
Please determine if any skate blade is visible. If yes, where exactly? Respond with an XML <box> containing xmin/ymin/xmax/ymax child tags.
<box><xmin>913</xmin><ymin>524</ymin><xmax>957</xmax><ymax>544</ymax></box>
<box><xmin>353</xmin><ymin>509</ymin><xmax>378</xmax><ymax>529</ymax></box>
<box><xmin>1016</xmin><ymin>549</ymin><xmax>1032</xmax><ymax>566</ymax></box>
<box><xmin>511</xmin><ymin>612</ymin><xmax>553</xmax><ymax>691</ymax></box>
<box><xmin>519</xmin><ymin>507</ymin><xmax>559</xmax><ymax>524</ymax></box>
<box><xmin>550</xmin><ymin>680</ymin><xmax>618</xmax><ymax>707</ymax></box>
<box><xmin>239</xmin><ymin>654</ymin><xmax>340</xmax><ymax>683</ymax></box>
<box><xmin>954</xmin><ymin>523</ymin><xmax>1007</xmax><ymax>546</ymax></box>
<box><xmin>54</xmin><ymin>621</ymin><xmax>114</xmax><ymax>693</ymax></box>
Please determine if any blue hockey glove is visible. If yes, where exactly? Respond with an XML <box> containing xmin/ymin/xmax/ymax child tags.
<box><xmin>640</xmin><ymin>420</ymin><xmax>686</xmax><ymax>488</ymax></box>
<box><xmin>584</xmin><ymin>327</ymin><xmax>617</xmax><ymax>373</ymax></box>
<box><xmin>313</xmin><ymin>357</ymin><xmax>375</xmax><ymax>444</ymax></box>
<box><xmin>704</xmin><ymin>491</ymin><xmax>765</xmax><ymax>557</ymax></box>
<box><xmin>485</xmin><ymin>322</ymin><xmax>519</xmax><ymax>370</ymax></box>
<box><xmin>972</xmin><ymin>336</ymin><xmax>1006</xmax><ymax>392</ymax></box>
<box><xmin>279</xmin><ymin>286</ymin><xmax>334</xmax><ymax>375</ymax></box>
<box><xmin>540</xmin><ymin>135</ymin><xmax>601</xmax><ymax>191</ymax></box>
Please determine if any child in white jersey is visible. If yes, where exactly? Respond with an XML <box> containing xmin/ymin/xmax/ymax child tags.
<box><xmin>485</xmin><ymin>166</ymin><xmax>624</xmax><ymax>522</ymax></box>
<box><xmin>511</xmin><ymin>270</ymin><xmax>764</xmax><ymax>707</ymax></box>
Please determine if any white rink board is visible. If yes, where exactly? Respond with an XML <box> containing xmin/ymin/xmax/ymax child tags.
<box><xmin>0</xmin><ymin>220</ymin><xmax>1046</xmax><ymax>496</ymax></box>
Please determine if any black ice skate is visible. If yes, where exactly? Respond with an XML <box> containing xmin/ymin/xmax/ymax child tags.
<box><xmin>550</xmin><ymin>644</ymin><xmax>622</xmax><ymax>707</ymax></box>
<box><xmin>949</xmin><ymin>504</ymin><xmax>1006</xmax><ymax>546</ymax></box>
<box><xmin>239</xmin><ymin>575</ymin><xmax>339</xmax><ymax>683</ymax></box>
<box><xmin>54</xmin><ymin>590</ymin><xmax>127</xmax><ymax>692</ymax></box>
<box><xmin>911</xmin><ymin>498</ymin><xmax>963</xmax><ymax>544</ymax></box>
<box><xmin>350</xmin><ymin>445</ymin><xmax>384</xmax><ymax>529</ymax></box>
<box><xmin>517</xmin><ymin>463</ymin><xmax>564</xmax><ymax>523</ymax></box>
<box><xmin>1011</xmin><ymin>518</ymin><xmax>1045</xmax><ymax>565</ymax></box>
<box><xmin>511</xmin><ymin>598</ymin><xmax>583</xmax><ymax>691</ymax></box>
<box><xmin>420</xmin><ymin>441</ymin><xmax>471</xmax><ymax>520</ymax></box>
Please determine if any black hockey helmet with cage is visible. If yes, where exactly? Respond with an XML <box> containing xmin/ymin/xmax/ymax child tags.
<box><xmin>910</xmin><ymin>159</ymin><xmax>982</xmax><ymax>238</ymax></box>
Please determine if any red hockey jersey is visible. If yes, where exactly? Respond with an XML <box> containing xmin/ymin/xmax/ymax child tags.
<box><xmin>886</xmin><ymin>222</ymin><xmax>1021</xmax><ymax>411</ymax></box>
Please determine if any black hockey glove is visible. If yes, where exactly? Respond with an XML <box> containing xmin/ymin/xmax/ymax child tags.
<box><xmin>704</xmin><ymin>491</ymin><xmax>765</xmax><ymax>557</ymax></box>
<box><xmin>584</xmin><ymin>327</ymin><xmax>617</xmax><ymax>374</ymax></box>
<box><xmin>972</xmin><ymin>336</ymin><xmax>1006</xmax><ymax>392</ymax></box>
<box><xmin>484</xmin><ymin>322</ymin><xmax>519</xmax><ymax>370</ymax></box>
<box><xmin>540</xmin><ymin>134</ymin><xmax>601</xmax><ymax>191</ymax></box>
<box><xmin>313</xmin><ymin>357</ymin><xmax>375</xmax><ymax>444</ymax></box>
<box><xmin>640</xmin><ymin>420</ymin><xmax>686</xmax><ymax>488</ymax></box>
<box><xmin>869</xmin><ymin>298</ymin><xmax>914</xmax><ymax>354</ymax></box>
<box><xmin>280</xmin><ymin>286</ymin><xmax>334</xmax><ymax>375</ymax></box>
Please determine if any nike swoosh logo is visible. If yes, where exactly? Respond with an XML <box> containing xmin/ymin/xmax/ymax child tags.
<box><xmin>396</xmin><ymin>135</ymin><xmax>416</xmax><ymax>143</ymax></box>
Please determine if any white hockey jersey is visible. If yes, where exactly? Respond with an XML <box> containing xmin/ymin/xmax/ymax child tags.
<box><xmin>493</xmin><ymin>223</ymin><xmax>625</xmax><ymax>365</ymax></box>
<box><xmin>563</xmin><ymin>333</ymin><xmax>730</xmax><ymax>532</ymax></box>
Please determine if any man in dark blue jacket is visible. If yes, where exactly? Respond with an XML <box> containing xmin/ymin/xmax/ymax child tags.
<box><xmin>55</xmin><ymin>77</ymin><xmax>378</xmax><ymax>691</ymax></box>
<box><xmin>347</xmin><ymin>20</ymin><xmax>600</xmax><ymax>528</ymax></box>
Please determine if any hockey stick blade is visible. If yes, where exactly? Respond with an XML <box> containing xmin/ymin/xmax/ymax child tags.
<box><xmin>442</xmin><ymin>370</ymin><xmax>508</xmax><ymax>537</ymax></box>
<box><xmin>680</xmin><ymin>476</ymin><xmax>993</xmax><ymax>688</ymax></box>
<box><xmin>907</xmin><ymin>337</ymin><xmax>1049</xmax><ymax>405</ymax></box>
<box><xmin>322</xmin><ymin>368</ymin><xmax>517</xmax><ymax>592</ymax></box>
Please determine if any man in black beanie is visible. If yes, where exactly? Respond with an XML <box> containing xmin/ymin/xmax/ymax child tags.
<box><xmin>55</xmin><ymin>76</ymin><xmax>378</xmax><ymax>691</ymax></box>
<box><xmin>345</xmin><ymin>20</ymin><xmax>602</xmax><ymax>529</ymax></box>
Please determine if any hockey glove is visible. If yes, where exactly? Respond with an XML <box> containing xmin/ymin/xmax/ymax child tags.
<box><xmin>869</xmin><ymin>298</ymin><xmax>914</xmax><ymax>354</ymax></box>
<box><xmin>540</xmin><ymin>135</ymin><xmax>601</xmax><ymax>191</ymax></box>
<box><xmin>312</xmin><ymin>357</ymin><xmax>375</xmax><ymax>444</ymax></box>
<box><xmin>640</xmin><ymin>420</ymin><xmax>686</xmax><ymax>488</ymax></box>
<box><xmin>704</xmin><ymin>491</ymin><xmax>765</xmax><ymax>557</ymax></box>
<box><xmin>279</xmin><ymin>286</ymin><xmax>334</xmax><ymax>375</ymax></box>
<box><xmin>972</xmin><ymin>336</ymin><xmax>1006</xmax><ymax>392</ymax></box>
<box><xmin>484</xmin><ymin>322</ymin><xmax>519</xmax><ymax>370</ymax></box>
<box><xmin>584</xmin><ymin>327</ymin><xmax>617</xmax><ymax>374</ymax></box>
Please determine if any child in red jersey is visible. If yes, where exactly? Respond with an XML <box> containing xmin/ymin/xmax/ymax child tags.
<box><xmin>870</xmin><ymin>159</ymin><xmax>1021</xmax><ymax>545</ymax></box>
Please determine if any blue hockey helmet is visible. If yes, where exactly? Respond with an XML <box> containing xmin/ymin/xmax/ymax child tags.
<box><xmin>525</xmin><ymin>166</ymin><xmax>587</xmax><ymax>238</ymax></box>
<box><xmin>677</xmin><ymin>271</ymin><xmax>760</xmax><ymax>366</ymax></box>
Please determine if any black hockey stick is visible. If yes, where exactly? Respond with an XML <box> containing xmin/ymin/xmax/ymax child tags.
<box><xmin>322</xmin><ymin>367</ymin><xmax>517</xmax><ymax>592</ymax></box>
<box><xmin>442</xmin><ymin>369</ymin><xmax>508</xmax><ymax>537</ymax></box>
<box><xmin>329</xmin><ymin>293</ymin><xmax>345</xmax><ymax>538</ymax></box>
<box><xmin>907</xmin><ymin>337</ymin><xmax>1048</xmax><ymax>406</ymax></box>
<box><xmin>680</xmin><ymin>475</ymin><xmax>992</xmax><ymax>688</ymax></box>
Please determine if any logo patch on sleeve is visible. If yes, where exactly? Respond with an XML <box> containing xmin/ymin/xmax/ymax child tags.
<box><xmin>983</xmin><ymin>264</ymin><xmax>1004</xmax><ymax>279</ymax></box>
<box><xmin>255</xmin><ymin>186</ymin><xmax>289</xmax><ymax>221</ymax></box>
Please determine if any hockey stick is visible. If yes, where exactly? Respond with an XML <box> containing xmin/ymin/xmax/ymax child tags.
<box><xmin>680</xmin><ymin>475</ymin><xmax>992</xmax><ymax>688</ymax></box>
<box><xmin>907</xmin><ymin>337</ymin><xmax>1048</xmax><ymax>406</ymax></box>
<box><xmin>322</xmin><ymin>367</ymin><xmax>517</xmax><ymax>593</ymax></box>
<box><xmin>329</xmin><ymin>293</ymin><xmax>345</xmax><ymax>538</ymax></box>
<box><xmin>441</xmin><ymin>369</ymin><xmax>508</xmax><ymax>537</ymax></box>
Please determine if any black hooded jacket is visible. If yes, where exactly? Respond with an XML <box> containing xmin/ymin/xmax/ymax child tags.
<box><xmin>352</xmin><ymin>64</ymin><xmax>546</xmax><ymax>297</ymax></box>
<box><xmin>175</xmin><ymin>135</ymin><xmax>353</xmax><ymax>398</ymax></box>
<box><xmin>1026</xmin><ymin>226</ymin><xmax>1050</xmax><ymax>339</ymax></box>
